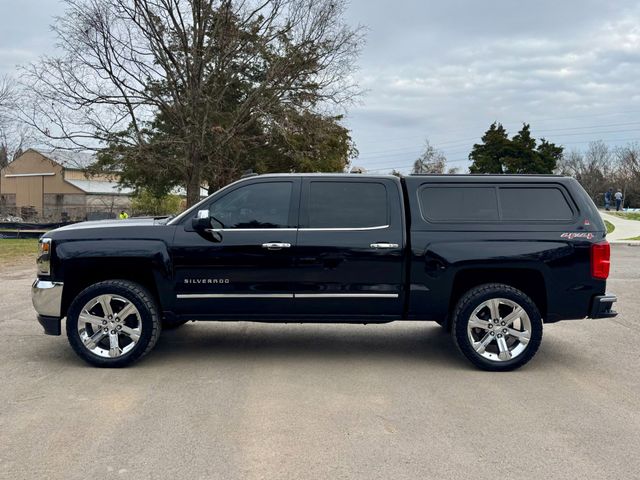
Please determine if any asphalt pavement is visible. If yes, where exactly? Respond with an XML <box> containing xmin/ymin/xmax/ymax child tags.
<box><xmin>600</xmin><ymin>211</ymin><xmax>640</xmax><ymax>243</ymax></box>
<box><xmin>1</xmin><ymin>246</ymin><xmax>639</xmax><ymax>480</ymax></box>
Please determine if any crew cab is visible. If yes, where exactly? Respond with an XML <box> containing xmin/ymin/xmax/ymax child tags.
<box><xmin>32</xmin><ymin>174</ymin><xmax>617</xmax><ymax>370</ymax></box>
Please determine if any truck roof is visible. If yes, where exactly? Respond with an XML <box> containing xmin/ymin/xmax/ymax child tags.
<box><xmin>251</xmin><ymin>172</ymin><xmax>571</xmax><ymax>182</ymax></box>
<box><xmin>403</xmin><ymin>173</ymin><xmax>573</xmax><ymax>184</ymax></box>
<box><xmin>250</xmin><ymin>173</ymin><xmax>399</xmax><ymax>180</ymax></box>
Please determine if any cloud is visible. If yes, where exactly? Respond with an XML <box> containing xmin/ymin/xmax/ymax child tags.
<box><xmin>345</xmin><ymin>0</ymin><xmax>640</xmax><ymax>172</ymax></box>
<box><xmin>0</xmin><ymin>48</ymin><xmax>38</xmax><ymax>73</ymax></box>
<box><xmin>1</xmin><ymin>0</ymin><xmax>639</xmax><ymax>173</ymax></box>
<box><xmin>0</xmin><ymin>0</ymin><xmax>64</xmax><ymax>74</ymax></box>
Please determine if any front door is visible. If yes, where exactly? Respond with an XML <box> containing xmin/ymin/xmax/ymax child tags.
<box><xmin>292</xmin><ymin>177</ymin><xmax>405</xmax><ymax>318</ymax></box>
<box><xmin>171</xmin><ymin>178</ymin><xmax>300</xmax><ymax>318</ymax></box>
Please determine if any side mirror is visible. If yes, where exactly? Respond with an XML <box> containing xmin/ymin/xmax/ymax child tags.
<box><xmin>191</xmin><ymin>210</ymin><xmax>211</xmax><ymax>231</ymax></box>
<box><xmin>191</xmin><ymin>210</ymin><xmax>223</xmax><ymax>242</ymax></box>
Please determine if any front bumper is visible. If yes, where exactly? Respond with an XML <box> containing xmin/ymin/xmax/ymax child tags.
<box><xmin>32</xmin><ymin>280</ymin><xmax>64</xmax><ymax>335</ymax></box>
<box><xmin>589</xmin><ymin>294</ymin><xmax>618</xmax><ymax>319</ymax></box>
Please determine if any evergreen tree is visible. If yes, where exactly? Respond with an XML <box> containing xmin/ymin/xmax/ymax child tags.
<box><xmin>469</xmin><ymin>122</ymin><xmax>512</xmax><ymax>173</ymax></box>
<box><xmin>469</xmin><ymin>123</ymin><xmax>562</xmax><ymax>174</ymax></box>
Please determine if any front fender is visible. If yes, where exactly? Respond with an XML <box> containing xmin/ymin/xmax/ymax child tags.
<box><xmin>54</xmin><ymin>239</ymin><xmax>174</xmax><ymax>315</ymax></box>
<box><xmin>55</xmin><ymin>239</ymin><xmax>172</xmax><ymax>275</ymax></box>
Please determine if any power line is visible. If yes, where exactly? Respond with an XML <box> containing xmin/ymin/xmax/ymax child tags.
<box><xmin>359</xmin><ymin>144</ymin><xmax>474</xmax><ymax>164</ymax></box>
<box><xmin>359</xmin><ymin>137</ymin><xmax>640</xmax><ymax>173</ymax></box>
<box><xmin>365</xmin><ymin>157</ymin><xmax>471</xmax><ymax>173</ymax></box>
<box><xmin>355</xmin><ymin>123</ymin><xmax>640</xmax><ymax>162</ymax></box>
<box><xmin>535</xmin><ymin>120</ymin><xmax>640</xmax><ymax>133</ymax></box>
<box><xmin>353</xmin><ymin>107</ymin><xmax>640</xmax><ymax>149</ymax></box>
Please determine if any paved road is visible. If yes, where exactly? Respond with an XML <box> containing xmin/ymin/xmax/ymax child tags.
<box><xmin>600</xmin><ymin>211</ymin><xmax>640</xmax><ymax>243</ymax></box>
<box><xmin>1</xmin><ymin>247</ymin><xmax>639</xmax><ymax>480</ymax></box>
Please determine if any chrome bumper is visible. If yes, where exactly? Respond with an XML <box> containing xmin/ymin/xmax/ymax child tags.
<box><xmin>32</xmin><ymin>280</ymin><xmax>64</xmax><ymax>318</ymax></box>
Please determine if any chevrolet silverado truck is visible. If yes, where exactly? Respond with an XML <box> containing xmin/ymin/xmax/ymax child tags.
<box><xmin>32</xmin><ymin>174</ymin><xmax>617</xmax><ymax>370</ymax></box>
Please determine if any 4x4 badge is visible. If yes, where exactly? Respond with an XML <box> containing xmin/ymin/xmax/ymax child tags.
<box><xmin>561</xmin><ymin>232</ymin><xmax>594</xmax><ymax>240</ymax></box>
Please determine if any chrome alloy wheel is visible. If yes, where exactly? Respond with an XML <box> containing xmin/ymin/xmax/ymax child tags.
<box><xmin>466</xmin><ymin>298</ymin><xmax>532</xmax><ymax>362</ymax></box>
<box><xmin>77</xmin><ymin>294</ymin><xmax>142</xmax><ymax>358</ymax></box>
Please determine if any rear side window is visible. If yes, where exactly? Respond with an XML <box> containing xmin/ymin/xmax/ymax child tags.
<box><xmin>308</xmin><ymin>181</ymin><xmax>388</xmax><ymax>228</ymax></box>
<box><xmin>419</xmin><ymin>187</ymin><xmax>499</xmax><ymax>221</ymax></box>
<box><xmin>499</xmin><ymin>188</ymin><xmax>573</xmax><ymax>221</ymax></box>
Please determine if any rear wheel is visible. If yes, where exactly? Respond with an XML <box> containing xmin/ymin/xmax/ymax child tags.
<box><xmin>452</xmin><ymin>284</ymin><xmax>543</xmax><ymax>371</ymax></box>
<box><xmin>66</xmin><ymin>280</ymin><xmax>161</xmax><ymax>367</ymax></box>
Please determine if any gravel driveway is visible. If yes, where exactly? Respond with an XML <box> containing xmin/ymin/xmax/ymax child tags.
<box><xmin>1</xmin><ymin>246</ymin><xmax>639</xmax><ymax>480</ymax></box>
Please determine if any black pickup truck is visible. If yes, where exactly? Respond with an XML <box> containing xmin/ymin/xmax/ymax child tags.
<box><xmin>32</xmin><ymin>174</ymin><xmax>617</xmax><ymax>370</ymax></box>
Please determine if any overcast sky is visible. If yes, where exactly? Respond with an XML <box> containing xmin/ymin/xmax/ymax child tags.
<box><xmin>2</xmin><ymin>0</ymin><xmax>640</xmax><ymax>173</ymax></box>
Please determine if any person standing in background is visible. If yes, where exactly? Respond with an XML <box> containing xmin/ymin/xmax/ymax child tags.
<box><xmin>614</xmin><ymin>189</ymin><xmax>623</xmax><ymax>211</ymax></box>
<box><xmin>604</xmin><ymin>188</ymin><xmax>612</xmax><ymax>211</ymax></box>
<box><xmin>118</xmin><ymin>210</ymin><xmax>129</xmax><ymax>220</ymax></box>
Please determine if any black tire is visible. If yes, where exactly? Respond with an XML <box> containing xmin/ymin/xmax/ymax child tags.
<box><xmin>161</xmin><ymin>317</ymin><xmax>189</xmax><ymax>329</ymax></box>
<box><xmin>66</xmin><ymin>280</ymin><xmax>161</xmax><ymax>367</ymax></box>
<box><xmin>451</xmin><ymin>283</ymin><xmax>543</xmax><ymax>371</ymax></box>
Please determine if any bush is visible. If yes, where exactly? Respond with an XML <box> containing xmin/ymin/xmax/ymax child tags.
<box><xmin>131</xmin><ymin>190</ymin><xmax>184</xmax><ymax>217</ymax></box>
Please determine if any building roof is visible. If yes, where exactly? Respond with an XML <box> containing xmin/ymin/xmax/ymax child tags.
<box><xmin>35</xmin><ymin>148</ymin><xmax>97</xmax><ymax>170</ymax></box>
<box><xmin>65</xmin><ymin>179</ymin><xmax>135</xmax><ymax>195</ymax></box>
<box><xmin>171</xmin><ymin>185</ymin><xmax>209</xmax><ymax>197</ymax></box>
<box><xmin>23</xmin><ymin>148</ymin><xmax>207</xmax><ymax>197</ymax></box>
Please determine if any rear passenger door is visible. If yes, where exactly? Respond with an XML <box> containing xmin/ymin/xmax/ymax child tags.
<box><xmin>293</xmin><ymin>177</ymin><xmax>405</xmax><ymax>318</ymax></box>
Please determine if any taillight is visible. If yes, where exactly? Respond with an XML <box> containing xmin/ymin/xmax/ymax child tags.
<box><xmin>591</xmin><ymin>241</ymin><xmax>610</xmax><ymax>279</ymax></box>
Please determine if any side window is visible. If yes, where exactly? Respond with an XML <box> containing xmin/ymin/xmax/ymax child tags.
<box><xmin>307</xmin><ymin>181</ymin><xmax>388</xmax><ymax>228</ymax></box>
<box><xmin>499</xmin><ymin>187</ymin><xmax>574</xmax><ymax>221</ymax></box>
<box><xmin>208</xmin><ymin>182</ymin><xmax>293</xmax><ymax>229</ymax></box>
<box><xmin>419</xmin><ymin>186</ymin><xmax>499</xmax><ymax>222</ymax></box>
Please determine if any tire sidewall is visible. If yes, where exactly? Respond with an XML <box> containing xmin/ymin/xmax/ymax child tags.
<box><xmin>66</xmin><ymin>281</ymin><xmax>158</xmax><ymax>367</ymax></box>
<box><xmin>453</xmin><ymin>284</ymin><xmax>543</xmax><ymax>371</ymax></box>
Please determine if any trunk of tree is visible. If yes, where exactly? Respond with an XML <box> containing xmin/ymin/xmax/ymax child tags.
<box><xmin>186</xmin><ymin>153</ymin><xmax>202</xmax><ymax>207</ymax></box>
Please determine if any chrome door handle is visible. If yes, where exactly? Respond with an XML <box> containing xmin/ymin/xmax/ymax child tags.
<box><xmin>370</xmin><ymin>242</ymin><xmax>399</xmax><ymax>249</ymax></box>
<box><xmin>262</xmin><ymin>242</ymin><xmax>291</xmax><ymax>250</ymax></box>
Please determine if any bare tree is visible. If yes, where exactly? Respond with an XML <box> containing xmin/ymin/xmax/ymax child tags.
<box><xmin>0</xmin><ymin>75</ymin><xmax>31</xmax><ymax>167</ymax></box>
<box><xmin>412</xmin><ymin>140</ymin><xmax>447</xmax><ymax>174</ymax></box>
<box><xmin>20</xmin><ymin>0</ymin><xmax>364</xmax><ymax>205</ymax></box>
<box><xmin>0</xmin><ymin>76</ymin><xmax>13</xmax><ymax>119</ymax></box>
<box><xmin>556</xmin><ymin>141</ymin><xmax>616</xmax><ymax>203</ymax></box>
<box><xmin>615</xmin><ymin>143</ymin><xmax>640</xmax><ymax>208</ymax></box>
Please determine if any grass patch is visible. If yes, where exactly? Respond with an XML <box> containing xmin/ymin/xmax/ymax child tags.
<box><xmin>604</xmin><ymin>220</ymin><xmax>615</xmax><ymax>234</ymax></box>
<box><xmin>0</xmin><ymin>239</ymin><xmax>39</xmax><ymax>264</ymax></box>
<box><xmin>609</xmin><ymin>212</ymin><xmax>640</xmax><ymax>221</ymax></box>
<box><xmin>624</xmin><ymin>236</ymin><xmax>640</xmax><ymax>241</ymax></box>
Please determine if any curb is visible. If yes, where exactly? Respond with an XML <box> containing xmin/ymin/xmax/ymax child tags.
<box><xmin>609</xmin><ymin>240</ymin><xmax>640</xmax><ymax>246</ymax></box>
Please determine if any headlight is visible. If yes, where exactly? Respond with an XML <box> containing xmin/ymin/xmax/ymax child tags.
<box><xmin>37</xmin><ymin>238</ymin><xmax>52</xmax><ymax>276</ymax></box>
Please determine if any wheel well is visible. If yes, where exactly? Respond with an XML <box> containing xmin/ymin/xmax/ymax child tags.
<box><xmin>60</xmin><ymin>259</ymin><xmax>161</xmax><ymax>317</ymax></box>
<box><xmin>448</xmin><ymin>268</ymin><xmax>547</xmax><ymax>323</ymax></box>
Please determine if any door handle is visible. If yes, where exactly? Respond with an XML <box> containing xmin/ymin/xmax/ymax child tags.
<box><xmin>370</xmin><ymin>243</ymin><xmax>399</xmax><ymax>249</ymax></box>
<box><xmin>262</xmin><ymin>242</ymin><xmax>291</xmax><ymax>250</ymax></box>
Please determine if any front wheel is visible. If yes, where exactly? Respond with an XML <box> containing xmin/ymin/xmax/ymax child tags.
<box><xmin>452</xmin><ymin>284</ymin><xmax>543</xmax><ymax>371</ymax></box>
<box><xmin>66</xmin><ymin>280</ymin><xmax>161</xmax><ymax>367</ymax></box>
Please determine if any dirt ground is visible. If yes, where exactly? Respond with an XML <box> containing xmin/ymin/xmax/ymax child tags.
<box><xmin>1</xmin><ymin>246</ymin><xmax>639</xmax><ymax>480</ymax></box>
